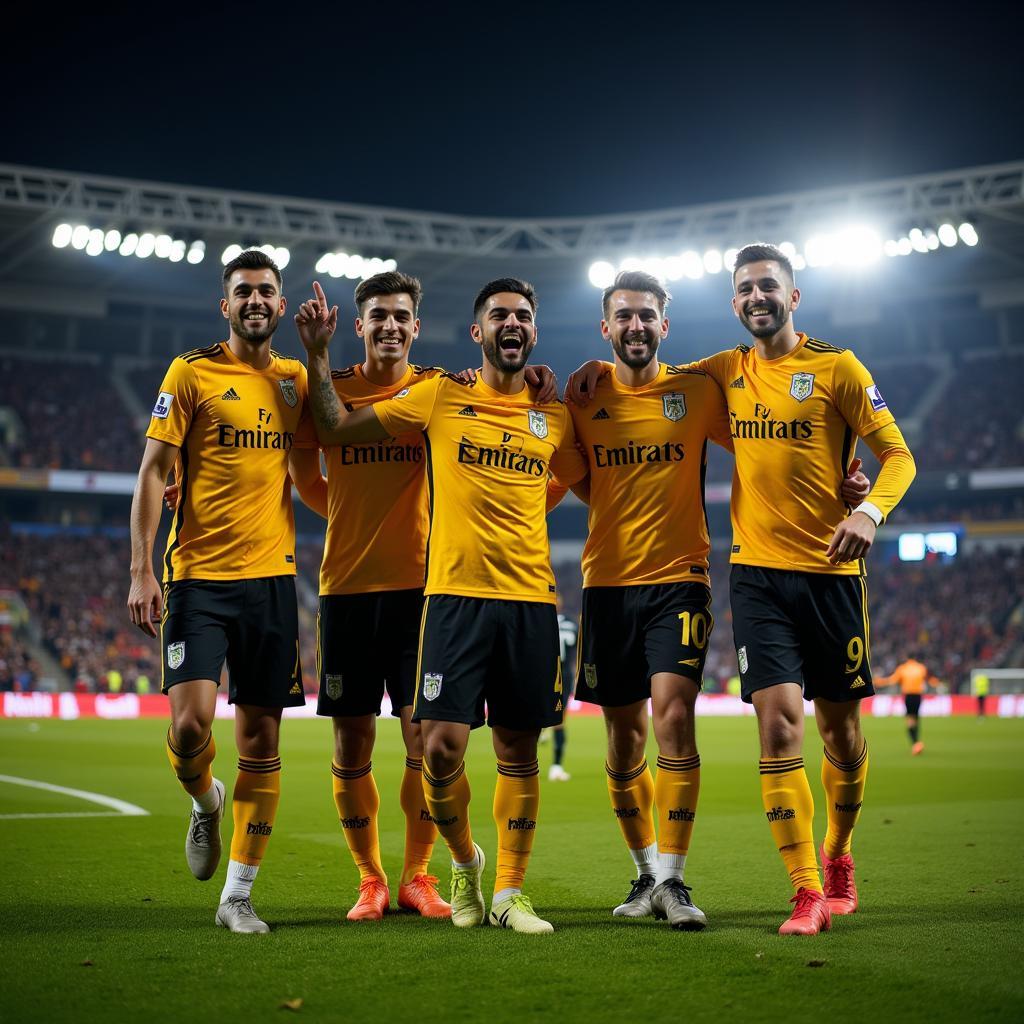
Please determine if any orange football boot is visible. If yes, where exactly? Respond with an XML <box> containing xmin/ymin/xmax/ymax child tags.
<box><xmin>346</xmin><ymin>878</ymin><xmax>390</xmax><ymax>922</ymax></box>
<box><xmin>398</xmin><ymin>874</ymin><xmax>452</xmax><ymax>918</ymax></box>
<box><xmin>778</xmin><ymin>888</ymin><xmax>831</xmax><ymax>936</ymax></box>
<box><xmin>820</xmin><ymin>843</ymin><xmax>858</xmax><ymax>915</ymax></box>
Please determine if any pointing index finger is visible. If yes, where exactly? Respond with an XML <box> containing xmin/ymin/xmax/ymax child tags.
<box><xmin>313</xmin><ymin>280</ymin><xmax>327</xmax><ymax>310</ymax></box>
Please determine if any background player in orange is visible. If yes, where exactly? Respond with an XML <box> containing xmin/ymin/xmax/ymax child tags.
<box><xmin>879</xmin><ymin>655</ymin><xmax>940</xmax><ymax>754</ymax></box>
<box><xmin>296</xmin><ymin>277</ymin><xmax>587</xmax><ymax>935</ymax></box>
<box><xmin>293</xmin><ymin>276</ymin><xmax>557</xmax><ymax>924</ymax></box>
<box><xmin>127</xmin><ymin>249</ymin><xmax>327</xmax><ymax>933</ymax></box>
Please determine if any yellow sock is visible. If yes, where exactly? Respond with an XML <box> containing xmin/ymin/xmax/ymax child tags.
<box><xmin>493</xmin><ymin>760</ymin><xmax>540</xmax><ymax>894</ymax></box>
<box><xmin>400</xmin><ymin>756</ymin><xmax>438</xmax><ymax>884</ymax></box>
<box><xmin>229</xmin><ymin>755</ymin><xmax>281</xmax><ymax>867</ymax></box>
<box><xmin>331</xmin><ymin>761</ymin><xmax>385</xmax><ymax>882</ymax></box>
<box><xmin>821</xmin><ymin>743</ymin><xmax>868</xmax><ymax>857</ymax></box>
<box><xmin>759</xmin><ymin>757</ymin><xmax>821</xmax><ymax>894</ymax></box>
<box><xmin>422</xmin><ymin>760</ymin><xmax>475</xmax><ymax>865</ymax></box>
<box><xmin>654</xmin><ymin>754</ymin><xmax>700</xmax><ymax>855</ymax></box>
<box><xmin>165</xmin><ymin>727</ymin><xmax>216</xmax><ymax>799</ymax></box>
<box><xmin>606</xmin><ymin>760</ymin><xmax>656</xmax><ymax>852</ymax></box>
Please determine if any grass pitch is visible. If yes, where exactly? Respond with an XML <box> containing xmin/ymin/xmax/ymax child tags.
<box><xmin>2</xmin><ymin>713</ymin><xmax>1022</xmax><ymax>1024</ymax></box>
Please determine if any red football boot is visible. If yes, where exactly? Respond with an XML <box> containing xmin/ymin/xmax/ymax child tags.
<box><xmin>778</xmin><ymin>887</ymin><xmax>832</xmax><ymax>935</ymax></box>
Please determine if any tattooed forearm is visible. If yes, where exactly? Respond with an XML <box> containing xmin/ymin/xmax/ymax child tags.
<box><xmin>315</xmin><ymin>376</ymin><xmax>344</xmax><ymax>432</ymax></box>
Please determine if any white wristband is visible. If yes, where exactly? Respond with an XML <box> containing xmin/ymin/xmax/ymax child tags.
<box><xmin>852</xmin><ymin>501</ymin><xmax>883</xmax><ymax>526</ymax></box>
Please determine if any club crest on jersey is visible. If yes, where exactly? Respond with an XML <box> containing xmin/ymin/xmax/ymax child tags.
<box><xmin>278</xmin><ymin>379</ymin><xmax>299</xmax><ymax>407</ymax></box>
<box><xmin>789</xmin><ymin>373</ymin><xmax>815</xmax><ymax>402</ymax></box>
<box><xmin>528</xmin><ymin>410</ymin><xmax>548</xmax><ymax>439</ymax></box>
<box><xmin>325</xmin><ymin>674</ymin><xmax>343</xmax><ymax>700</ymax></box>
<box><xmin>662</xmin><ymin>393</ymin><xmax>687</xmax><ymax>421</ymax></box>
<box><xmin>737</xmin><ymin>646</ymin><xmax>749</xmax><ymax>675</ymax></box>
<box><xmin>423</xmin><ymin>673</ymin><xmax>443</xmax><ymax>701</ymax></box>
<box><xmin>584</xmin><ymin>663</ymin><xmax>598</xmax><ymax>689</ymax></box>
<box><xmin>166</xmin><ymin>642</ymin><xmax>185</xmax><ymax>670</ymax></box>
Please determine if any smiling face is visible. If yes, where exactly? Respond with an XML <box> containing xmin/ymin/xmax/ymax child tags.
<box><xmin>601</xmin><ymin>289</ymin><xmax>667</xmax><ymax>370</ymax></box>
<box><xmin>356</xmin><ymin>292</ymin><xmax>420</xmax><ymax>366</ymax></box>
<box><xmin>471</xmin><ymin>291</ymin><xmax>538</xmax><ymax>373</ymax></box>
<box><xmin>731</xmin><ymin>260</ymin><xmax>800</xmax><ymax>339</ymax></box>
<box><xmin>221</xmin><ymin>268</ymin><xmax>285</xmax><ymax>343</ymax></box>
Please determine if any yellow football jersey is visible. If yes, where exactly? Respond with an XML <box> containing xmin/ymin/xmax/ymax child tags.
<box><xmin>146</xmin><ymin>342</ymin><xmax>310</xmax><ymax>582</ymax></box>
<box><xmin>372</xmin><ymin>374</ymin><xmax>587</xmax><ymax>603</ymax></box>
<box><xmin>696</xmin><ymin>334</ymin><xmax>895</xmax><ymax>575</ymax></box>
<box><xmin>570</xmin><ymin>363</ymin><xmax>731</xmax><ymax>587</ymax></box>
<box><xmin>293</xmin><ymin>363</ymin><xmax>442</xmax><ymax>595</ymax></box>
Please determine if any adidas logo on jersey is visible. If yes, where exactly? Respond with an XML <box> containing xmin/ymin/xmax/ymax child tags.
<box><xmin>729</xmin><ymin>377</ymin><xmax>745</xmax><ymax>389</ymax></box>
<box><xmin>592</xmin><ymin>408</ymin><xmax>611</xmax><ymax>420</ymax></box>
<box><xmin>458</xmin><ymin>405</ymin><xmax>477</xmax><ymax>417</ymax></box>
<box><xmin>221</xmin><ymin>387</ymin><xmax>241</xmax><ymax>401</ymax></box>
<box><xmin>850</xmin><ymin>676</ymin><xmax>867</xmax><ymax>689</ymax></box>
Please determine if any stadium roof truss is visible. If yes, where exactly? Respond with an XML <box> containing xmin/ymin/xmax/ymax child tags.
<box><xmin>1</xmin><ymin>160</ymin><xmax>1022</xmax><ymax>260</ymax></box>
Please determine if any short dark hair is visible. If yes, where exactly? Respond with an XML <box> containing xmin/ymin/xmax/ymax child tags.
<box><xmin>222</xmin><ymin>248</ymin><xmax>282</xmax><ymax>294</ymax></box>
<box><xmin>354</xmin><ymin>271</ymin><xmax>424</xmax><ymax>316</ymax></box>
<box><xmin>473</xmin><ymin>278</ymin><xmax>538</xmax><ymax>321</ymax></box>
<box><xmin>732</xmin><ymin>243</ymin><xmax>795</xmax><ymax>287</ymax></box>
<box><xmin>602</xmin><ymin>270</ymin><xmax>671</xmax><ymax>320</ymax></box>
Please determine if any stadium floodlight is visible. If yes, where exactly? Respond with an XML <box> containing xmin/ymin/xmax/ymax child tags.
<box><xmin>71</xmin><ymin>224</ymin><xmax>90</xmax><ymax>250</ymax></box>
<box><xmin>154</xmin><ymin>234</ymin><xmax>173</xmax><ymax>259</ymax></box>
<box><xmin>664</xmin><ymin>256</ymin><xmax>685</xmax><ymax>281</ymax></box>
<box><xmin>135</xmin><ymin>233</ymin><xmax>156</xmax><ymax>258</ymax></box>
<box><xmin>896</xmin><ymin>236</ymin><xmax>912</xmax><ymax>256</ymax></box>
<box><xmin>792</xmin><ymin>254</ymin><xmax>807</xmax><ymax>271</ymax></box>
<box><xmin>724</xmin><ymin>248</ymin><xmax>739</xmax><ymax>272</ymax></box>
<box><xmin>119</xmin><ymin>232</ymin><xmax>139</xmax><ymax>256</ymax></box>
<box><xmin>938</xmin><ymin>223</ymin><xmax>958</xmax><ymax>247</ymax></box>
<box><xmin>273</xmin><ymin>247</ymin><xmax>291</xmax><ymax>269</ymax></box>
<box><xmin>186</xmin><ymin>240</ymin><xmax>206</xmax><ymax>265</ymax></box>
<box><xmin>681</xmin><ymin>250</ymin><xmax>704</xmax><ymax>280</ymax></box>
<box><xmin>104</xmin><ymin>229</ymin><xmax>122</xmax><ymax>251</ymax></box>
<box><xmin>642</xmin><ymin>257</ymin><xmax>666</xmax><ymax>281</ymax></box>
<box><xmin>958</xmin><ymin>222</ymin><xmax>979</xmax><ymax>246</ymax></box>
<box><xmin>345</xmin><ymin>255</ymin><xmax>364</xmax><ymax>280</ymax></box>
<box><xmin>620</xmin><ymin>256</ymin><xmax>643</xmax><ymax>272</ymax></box>
<box><xmin>315</xmin><ymin>253</ymin><xmax>333</xmax><ymax>275</ymax></box>
<box><xmin>836</xmin><ymin>226</ymin><xmax>883</xmax><ymax>266</ymax></box>
<box><xmin>52</xmin><ymin>223</ymin><xmax>73</xmax><ymax>248</ymax></box>
<box><xmin>382</xmin><ymin>258</ymin><xmax>398</xmax><ymax>272</ymax></box>
<box><xmin>702</xmin><ymin>249</ymin><xmax>723</xmax><ymax>274</ymax></box>
<box><xmin>883</xmin><ymin>239</ymin><xmax>900</xmax><ymax>258</ymax></box>
<box><xmin>85</xmin><ymin>229</ymin><xmax>105</xmax><ymax>256</ymax></box>
<box><xmin>908</xmin><ymin>228</ymin><xmax>929</xmax><ymax>254</ymax></box>
<box><xmin>804</xmin><ymin>234</ymin><xmax>836</xmax><ymax>268</ymax></box>
<box><xmin>925</xmin><ymin>231</ymin><xmax>940</xmax><ymax>251</ymax></box>
<box><xmin>168</xmin><ymin>239</ymin><xmax>187</xmax><ymax>263</ymax></box>
<box><xmin>221</xmin><ymin>243</ymin><xmax>243</xmax><ymax>264</ymax></box>
<box><xmin>778</xmin><ymin>241</ymin><xmax>798</xmax><ymax>262</ymax></box>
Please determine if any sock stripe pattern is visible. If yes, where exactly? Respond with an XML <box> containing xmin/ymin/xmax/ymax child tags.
<box><xmin>423</xmin><ymin>762</ymin><xmax>465</xmax><ymax>788</ymax></box>
<box><xmin>605</xmin><ymin>760</ymin><xmax>648</xmax><ymax>783</ymax></box>
<box><xmin>399</xmin><ymin>757</ymin><xmax>437</xmax><ymax>883</ymax></box>
<box><xmin>759</xmin><ymin>756</ymin><xmax>804</xmax><ymax>776</ymax></box>
<box><xmin>238</xmin><ymin>755</ymin><xmax>282</xmax><ymax>774</ymax></box>
<box><xmin>656</xmin><ymin>754</ymin><xmax>701</xmax><ymax>772</ymax></box>
<box><xmin>405</xmin><ymin>756</ymin><xmax>423</xmax><ymax>771</ymax></box>
<box><xmin>332</xmin><ymin>761</ymin><xmax>373</xmax><ymax>780</ymax></box>
<box><xmin>166</xmin><ymin>727</ymin><xmax>212</xmax><ymax>760</ymax></box>
<box><xmin>823</xmin><ymin>742</ymin><xmax>867</xmax><ymax>772</ymax></box>
<box><xmin>496</xmin><ymin>760</ymin><xmax>540</xmax><ymax>779</ymax></box>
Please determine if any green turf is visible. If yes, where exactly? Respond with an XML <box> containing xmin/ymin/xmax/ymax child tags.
<box><xmin>1</xmin><ymin>714</ymin><xmax>1022</xmax><ymax>1023</ymax></box>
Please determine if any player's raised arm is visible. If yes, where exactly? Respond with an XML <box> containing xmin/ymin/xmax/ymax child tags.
<box><xmin>296</xmin><ymin>280</ymin><xmax>390</xmax><ymax>446</ymax></box>
<box><xmin>127</xmin><ymin>437</ymin><xmax>179</xmax><ymax>637</ymax></box>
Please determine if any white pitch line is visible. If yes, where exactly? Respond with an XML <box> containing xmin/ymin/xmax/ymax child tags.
<box><xmin>0</xmin><ymin>811</ymin><xmax>131</xmax><ymax>820</ymax></box>
<box><xmin>0</xmin><ymin>775</ymin><xmax>149</xmax><ymax>817</ymax></box>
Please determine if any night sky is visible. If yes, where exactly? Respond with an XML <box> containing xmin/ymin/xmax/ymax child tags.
<box><xmin>4</xmin><ymin>3</ymin><xmax>1020</xmax><ymax>217</ymax></box>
